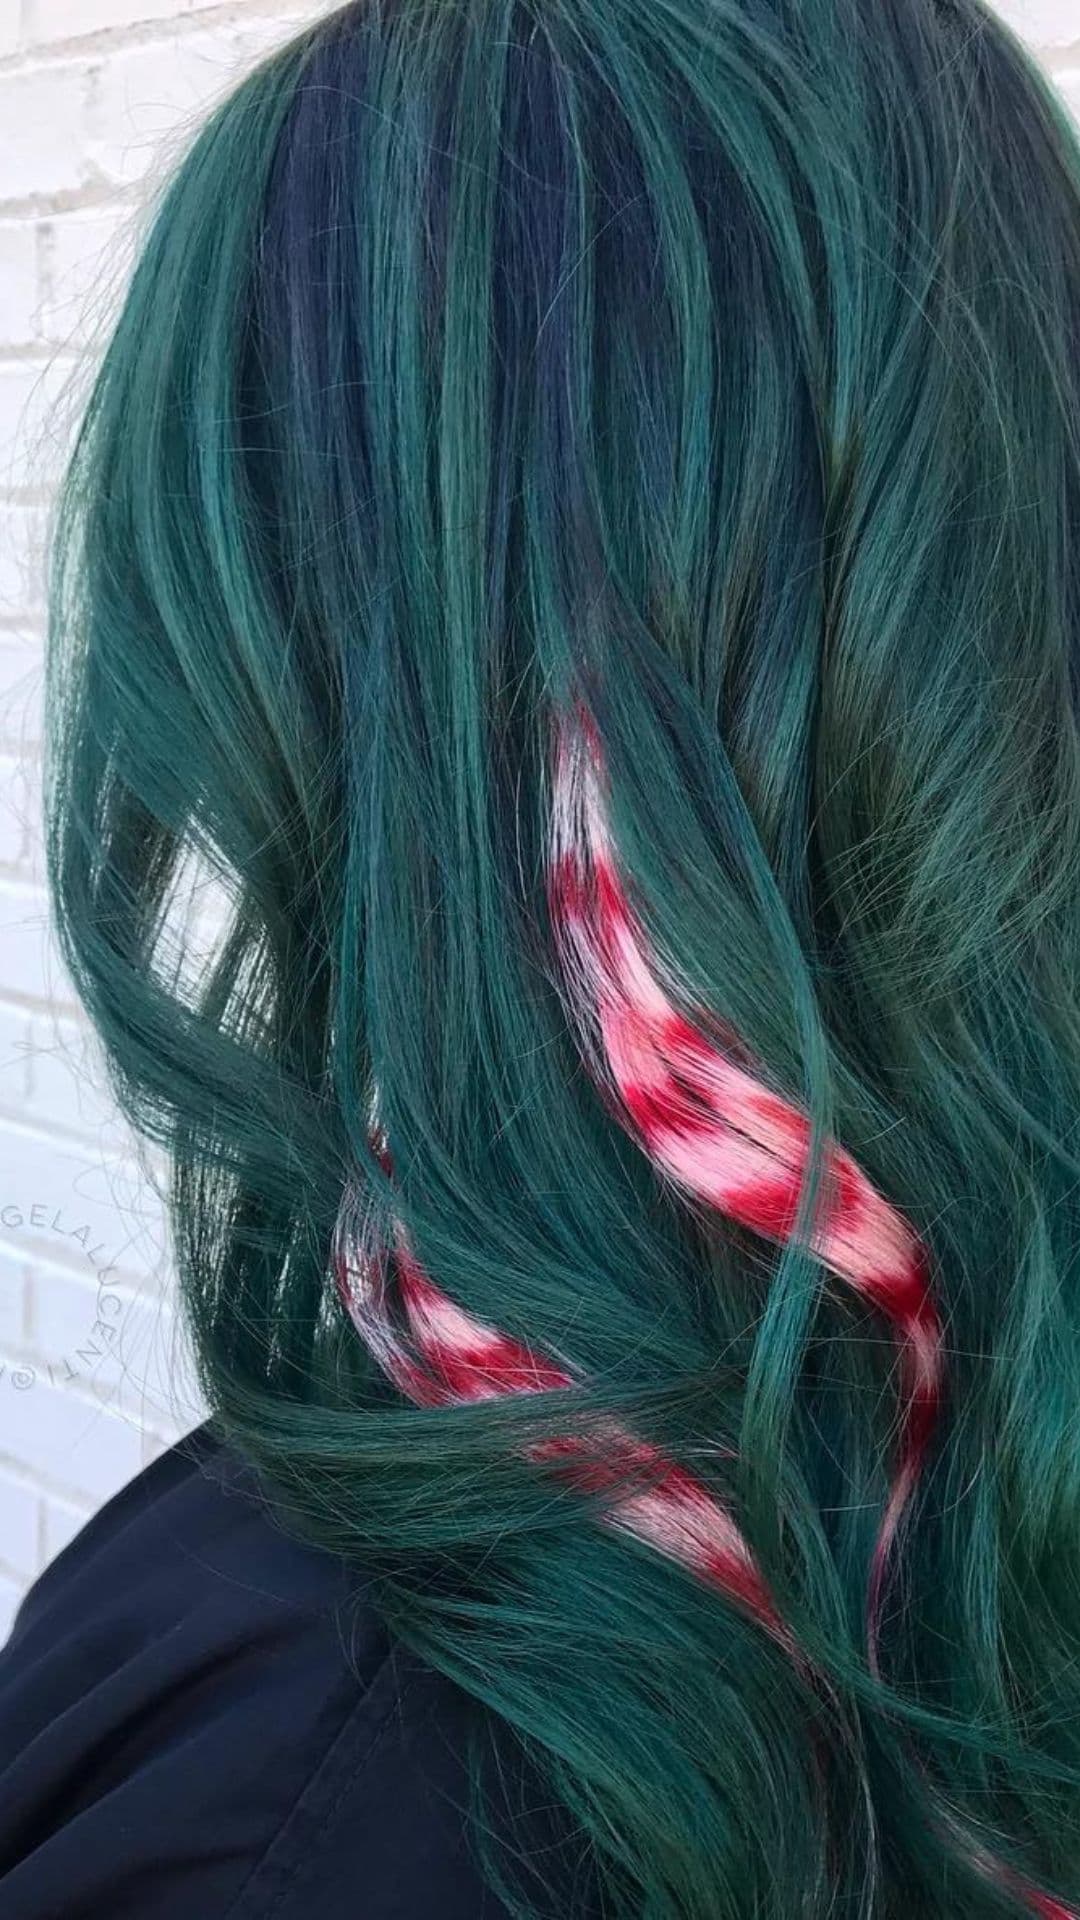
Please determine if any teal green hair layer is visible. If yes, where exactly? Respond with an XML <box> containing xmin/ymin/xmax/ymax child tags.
<box><xmin>44</xmin><ymin>0</ymin><xmax>1080</xmax><ymax>1913</ymax></box>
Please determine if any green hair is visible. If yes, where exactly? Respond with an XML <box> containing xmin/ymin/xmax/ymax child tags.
<box><xmin>43</xmin><ymin>0</ymin><xmax>1080</xmax><ymax>1913</ymax></box>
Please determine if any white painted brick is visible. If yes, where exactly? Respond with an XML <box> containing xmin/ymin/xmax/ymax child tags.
<box><xmin>141</xmin><ymin>1420</ymin><xmax>174</xmax><ymax>1468</ymax></box>
<box><xmin>232</xmin><ymin>12</ymin><xmax>316</xmax><ymax>64</ymax></box>
<box><xmin>0</xmin><ymin>638</ymin><xmax>43</xmax><ymax>757</ymax></box>
<box><xmin>0</xmin><ymin>226</ymin><xmax>42</xmax><ymax>347</ymax></box>
<box><xmin>0</xmin><ymin>1121</ymin><xmax>170</xmax><ymax>1287</ymax></box>
<box><xmin>0</xmin><ymin>66</ymin><xmax>93</xmax><ymax>205</ymax></box>
<box><xmin>0</xmin><ymin>1003</ymin><xmax>32</xmax><ymax>1112</ymax></box>
<box><xmin>0</xmin><ymin>1368</ymin><xmax>145</xmax><ymax>1506</ymax></box>
<box><xmin>0</xmin><ymin>1244</ymin><xmax>29</xmax><ymax>1351</ymax></box>
<box><xmin>19</xmin><ymin>0</ymin><xmax>310</xmax><ymax>54</ymax></box>
<box><xmin>0</xmin><ymin>752</ymin><xmax>30</xmax><ymax>869</ymax></box>
<box><xmin>0</xmin><ymin>1004</ymin><xmax>32</xmax><ymax>1110</ymax></box>
<box><xmin>1056</xmin><ymin>69</ymin><xmax>1080</xmax><ymax>126</ymax></box>
<box><xmin>0</xmin><ymin>0</ymin><xmax>325</xmax><ymax>1608</ymax></box>
<box><xmin>0</xmin><ymin>357</ymin><xmax>84</xmax><ymax>493</ymax></box>
<box><xmin>0</xmin><ymin>1571</ymin><xmax>23</xmax><ymax>1647</ymax></box>
<box><xmin>41</xmin><ymin>1493</ymin><xmax>90</xmax><ymax>1568</ymax></box>
<box><xmin>30</xmin><ymin>0</ymin><xmax>208</xmax><ymax>37</ymax></box>
<box><xmin>39</xmin><ymin>205</ymin><xmax>137</xmax><ymax>352</ymax></box>
<box><xmin>89</xmin><ymin>30</ymin><xmax>248</xmax><ymax>188</ymax></box>
<box><xmin>29</xmin><ymin>1258</ymin><xmax>192</xmax><ymax>1438</ymax></box>
<box><xmin>0</xmin><ymin>883</ymin><xmax>79</xmax><ymax>1006</ymax></box>
<box><xmin>0</xmin><ymin>1469</ymin><xmax>39</xmax><ymax>1579</ymax></box>
<box><xmin>23</xmin><ymin>1013</ymin><xmax>117</xmax><ymax>1139</ymax></box>
<box><xmin>993</xmin><ymin>2</ymin><xmax>1080</xmax><ymax>49</ymax></box>
<box><xmin>17</xmin><ymin>758</ymin><xmax>43</xmax><ymax>888</ymax></box>
<box><xmin>23</xmin><ymin>1246</ymin><xmax>195</xmax><ymax>1448</ymax></box>
<box><xmin>122</xmin><ymin>1293</ymin><xmax>197</xmax><ymax>1435</ymax></box>
<box><xmin>26</xmin><ymin>1257</ymin><xmax>134</xmax><ymax>1381</ymax></box>
<box><xmin>0</xmin><ymin>504</ymin><xmax>46</xmax><ymax>620</ymax></box>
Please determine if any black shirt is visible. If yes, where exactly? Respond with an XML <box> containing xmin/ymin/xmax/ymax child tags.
<box><xmin>0</xmin><ymin>1422</ymin><xmax>581</xmax><ymax>1919</ymax></box>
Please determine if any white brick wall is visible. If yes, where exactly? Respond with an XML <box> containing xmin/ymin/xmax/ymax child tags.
<box><xmin>0</xmin><ymin>0</ymin><xmax>319</xmax><ymax>1644</ymax></box>
<box><xmin>0</xmin><ymin>0</ymin><xmax>1076</xmax><ymax>1639</ymax></box>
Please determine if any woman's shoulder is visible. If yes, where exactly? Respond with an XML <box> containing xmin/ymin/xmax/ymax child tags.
<box><xmin>0</xmin><ymin>1421</ymin><xmax>551</xmax><ymax>1920</ymax></box>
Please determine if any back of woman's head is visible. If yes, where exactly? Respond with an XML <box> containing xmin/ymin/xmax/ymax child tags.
<box><xmin>44</xmin><ymin>0</ymin><xmax>1080</xmax><ymax>1913</ymax></box>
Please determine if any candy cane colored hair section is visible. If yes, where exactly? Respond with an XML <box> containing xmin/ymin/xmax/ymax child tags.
<box><xmin>331</xmin><ymin>1166</ymin><xmax>1072</xmax><ymax>1920</ymax></box>
<box><xmin>331</xmin><ymin>1170</ymin><xmax>788</xmax><ymax>1648</ymax></box>
<box><xmin>544</xmin><ymin>708</ymin><xmax>1075</xmax><ymax>1920</ymax></box>
<box><xmin>547</xmin><ymin>707</ymin><xmax>941</xmax><ymax>1669</ymax></box>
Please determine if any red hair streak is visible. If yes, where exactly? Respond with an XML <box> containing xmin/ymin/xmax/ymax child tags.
<box><xmin>327</xmin><ymin>710</ymin><xmax>1073</xmax><ymax>1920</ymax></box>
<box><xmin>333</xmin><ymin>1173</ymin><xmax>788</xmax><ymax>1649</ymax></box>
<box><xmin>547</xmin><ymin>710</ymin><xmax>942</xmax><ymax>1673</ymax></box>
<box><xmin>541</xmin><ymin>710</ymin><xmax>1078</xmax><ymax>1918</ymax></box>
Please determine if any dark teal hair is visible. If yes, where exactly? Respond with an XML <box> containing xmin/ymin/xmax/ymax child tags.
<box><xmin>43</xmin><ymin>1</ymin><xmax>1080</xmax><ymax>1913</ymax></box>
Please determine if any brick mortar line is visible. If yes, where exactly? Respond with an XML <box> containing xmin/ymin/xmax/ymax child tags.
<box><xmin>0</xmin><ymin>1091</ymin><xmax>155</xmax><ymax>1165</ymax></box>
<box><xmin>0</xmin><ymin>1097</ymin><xmax>164</xmax><ymax>1168</ymax></box>
<box><xmin>0</xmin><ymin>496</ymin><xmax>58</xmax><ymax>515</ymax></box>
<box><xmin>0</xmin><ymin>1097</ymin><xmax>171</xmax><ymax>1172</ymax></box>
<box><xmin>0</xmin><ymin>1307</ymin><xmax>174</xmax><ymax>1384</ymax></box>
<box><xmin>0</xmin><ymin>182</ymin><xmax>142</xmax><ymax>222</ymax></box>
<box><xmin>0</xmin><ymin>1090</ymin><xmax>166</xmax><ymax>1159</ymax></box>
<box><xmin>0</xmin><ymin>1232</ymin><xmax>169</xmax><ymax>1289</ymax></box>
<box><xmin>2</xmin><ymin>1242</ymin><xmax>170</xmax><ymax>1292</ymax></box>
<box><xmin>0</xmin><ymin>1466</ymin><xmax>91</xmax><ymax>1527</ymax></box>
<box><xmin>0</xmin><ymin>1464</ymin><xmax>90</xmax><ymax>1578</ymax></box>
<box><xmin>0</xmin><ymin>7</ymin><xmax>1070</xmax><ymax>77</ymax></box>
<box><xmin>0</xmin><ymin>1429</ymin><xmax>148</xmax><ymax>1508</ymax></box>
<box><xmin>1</xmin><ymin>0</ymin><xmax>315</xmax><ymax>74</ymax></box>
<box><xmin>0</xmin><ymin>1256</ymin><xmax>147</xmax><ymax>1304</ymax></box>
<box><xmin>0</xmin><ymin>345</ymin><xmax>80</xmax><ymax>367</ymax></box>
<box><xmin>0</xmin><ymin>985</ymin><xmax>87</xmax><ymax>1020</ymax></box>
